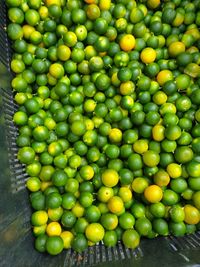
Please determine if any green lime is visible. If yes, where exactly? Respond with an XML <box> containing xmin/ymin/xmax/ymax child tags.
<box><xmin>122</xmin><ymin>229</ymin><xmax>140</xmax><ymax>249</ymax></box>
<box><xmin>174</xmin><ymin>146</ymin><xmax>194</xmax><ymax>163</ymax></box>
<box><xmin>85</xmin><ymin>205</ymin><xmax>101</xmax><ymax>223</ymax></box>
<box><xmin>135</xmin><ymin>217</ymin><xmax>152</xmax><ymax>236</ymax></box>
<box><xmin>46</xmin><ymin>236</ymin><xmax>64</xmax><ymax>255</ymax></box>
<box><xmin>46</xmin><ymin>192</ymin><xmax>62</xmax><ymax>209</ymax></box>
<box><xmin>7</xmin><ymin>23</ymin><xmax>23</xmax><ymax>40</ymax></box>
<box><xmin>169</xmin><ymin>205</ymin><xmax>185</xmax><ymax>223</ymax></box>
<box><xmin>103</xmin><ymin>230</ymin><xmax>118</xmax><ymax>247</ymax></box>
<box><xmin>62</xmin><ymin>192</ymin><xmax>76</xmax><ymax>210</ymax></box>
<box><xmin>169</xmin><ymin>222</ymin><xmax>186</xmax><ymax>237</ymax></box>
<box><xmin>18</xmin><ymin>147</ymin><xmax>35</xmax><ymax>164</ymax></box>
<box><xmin>61</xmin><ymin>210</ymin><xmax>76</xmax><ymax>228</ymax></box>
<box><xmin>153</xmin><ymin>218</ymin><xmax>169</xmax><ymax>236</ymax></box>
<box><xmin>13</xmin><ymin>111</ymin><xmax>28</xmax><ymax>125</ymax></box>
<box><xmin>72</xmin><ymin>234</ymin><xmax>88</xmax><ymax>253</ymax></box>
<box><xmin>35</xmin><ymin>234</ymin><xmax>48</xmax><ymax>253</ymax></box>
<box><xmin>150</xmin><ymin>202</ymin><xmax>166</xmax><ymax>218</ymax></box>
<box><xmin>74</xmin><ymin>218</ymin><xmax>89</xmax><ymax>234</ymax></box>
<box><xmin>119</xmin><ymin>212</ymin><xmax>135</xmax><ymax>229</ymax></box>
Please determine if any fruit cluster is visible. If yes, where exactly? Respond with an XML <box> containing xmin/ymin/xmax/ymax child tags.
<box><xmin>7</xmin><ymin>0</ymin><xmax>200</xmax><ymax>255</ymax></box>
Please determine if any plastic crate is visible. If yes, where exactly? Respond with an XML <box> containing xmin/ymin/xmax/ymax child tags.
<box><xmin>1</xmin><ymin>1</ymin><xmax>200</xmax><ymax>266</ymax></box>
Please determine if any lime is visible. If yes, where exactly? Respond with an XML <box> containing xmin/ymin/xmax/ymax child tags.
<box><xmin>74</xmin><ymin>218</ymin><xmax>89</xmax><ymax>234</ymax></box>
<box><xmin>46</xmin><ymin>222</ymin><xmax>62</xmax><ymax>236</ymax></box>
<box><xmin>35</xmin><ymin>234</ymin><xmax>48</xmax><ymax>253</ymax></box>
<box><xmin>60</xmin><ymin>231</ymin><xmax>74</xmax><ymax>249</ymax></box>
<box><xmin>144</xmin><ymin>185</ymin><xmax>163</xmax><ymax>203</ymax></box>
<box><xmin>169</xmin><ymin>222</ymin><xmax>186</xmax><ymax>237</ymax></box>
<box><xmin>101</xmin><ymin>169</ymin><xmax>119</xmax><ymax>188</ymax></box>
<box><xmin>107</xmin><ymin>196</ymin><xmax>124</xmax><ymax>215</ymax></box>
<box><xmin>119</xmin><ymin>168</ymin><xmax>134</xmax><ymax>185</ymax></box>
<box><xmin>131</xmin><ymin>202</ymin><xmax>146</xmax><ymax>219</ymax></box>
<box><xmin>79</xmin><ymin>192</ymin><xmax>93</xmax><ymax>208</ymax></box>
<box><xmin>61</xmin><ymin>211</ymin><xmax>76</xmax><ymax>228</ymax></box>
<box><xmin>128</xmin><ymin>153</ymin><xmax>143</xmax><ymax>171</ymax></box>
<box><xmin>85</xmin><ymin>205</ymin><xmax>101</xmax><ymax>222</ymax></box>
<box><xmin>162</xmin><ymin>189</ymin><xmax>179</xmax><ymax>206</ymax></box>
<box><xmin>46</xmin><ymin>236</ymin><xmax>64</xmax><ymax>255</ymax></box>
<box><xmin>25</xmin><ymin>9</ymin><xmax>40</xmax><ymax>26</ymax></box>
<box><xmin>46</xmin><ymin>192</ymin><xmax>62</xmax><ymax>209</ymax></box>
<box><xmin>174</xmin><ymin>146</ymin><xmax>193</xmax><ymax>164</ymax></box>
<box><xmin>31</xmin><ymin>210</ymin><xmax>48</xmax><ymax>226</ymax></box>
<box><xmin>30</xmin><ymin>192</ymin><xmax>45</xmax><ymax>211</ymax></box>
<box><xmin>48</xmin><ymin>207</ymin><xmax>63</xmax><ymax>221</ymax></box>
<box><xmin>122</xmin><ymin>229</ymin><xmax>140</xmax><ymax>249</ymax></box>
<box><xmin>169</xmin><ymin>206</ymin><xmax>185</xmax><ymax>223</ymax></box>
<box><xmin>153</xmin><ymin>218</ymin><xmax>169</xmax><ymax>236</ymax></box>
<box><xmin>26</xmin><ymin>177</ymin><xmax>41</xmax><ymax>192</ymax></box>
<box><xmin>13</xmin><ymin>111</ymin><xmax>28</xmax><ymax>125</ymax></box>
<box><xmin>119</xmin><ymin>212</ymin><xmax>135</xmax><ymax>229</ymax></box>
<box><xmin>18</xmin><ymin>147</ymin><xmax>35</xmax><ymax>164</ymax></box>
<box><xmin>143</xmin><ymin>150</ymin><xmax>160</xmax><ymax>167</ymax></box>
<box><xmin>100</xmin><ymin>213</ymin><xmax>118</xmax><ymax>231</ymax></box>
<box><xmin>150</xmin><ymin>202</ymin><xmax>166</xmax><ymax>218</ymax></box>
<box><xmin>62</xmin><ymin>193</ymin><xmax>76</xmax><ymax>210</ymax></box>
<box><xmin>86</xmin><ymin>223</ymin><xmax>105</xmax><ymax>243</ymax></box>
<box><xmin>135</xmin><ymin>217</ymin><xmax>152</xmax><ymax>236</ymax></box>
<box><xmin>7</xmin><ymin>23</ymin><xmax>23</xmax><ymax>40</ymax></box>
<box><xmin>132</xmin><ymin>177</ymin><xmax>148</xmax><ymax>194</ymax></box>
<box><xmin>103</xmin><ymin>230</ymin><xmax>117</xmax><ymax>247</ymax></box>
<box><xmin>72</xmin><ymin>234</ymin><xmax>88</xmax><ymax>253</ymax></box>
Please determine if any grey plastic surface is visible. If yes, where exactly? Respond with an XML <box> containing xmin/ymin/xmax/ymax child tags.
<box><xmin>1</xmin><ymin>0</ymin><xmax>200</xmax><ymax>266</ymax></box>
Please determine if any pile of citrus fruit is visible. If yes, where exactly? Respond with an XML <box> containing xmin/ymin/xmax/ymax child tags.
<box><xmin>7</xmin><ymin>0</ymin><xmax>200</xmax><ymax>255</ymax></box>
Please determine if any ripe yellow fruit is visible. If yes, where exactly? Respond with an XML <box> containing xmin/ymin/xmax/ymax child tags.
<box><xmin>107</xmin><ymin>196</ymin><xmax>124</xmax><ymax>214</ymax></box>
<box><xmin>152</xmin><ymin>124</ymin><xmax>165</xmax><ymax>141</ymax></box>
<box><xmin>140</xmin><ymin>47</ymin><xmax>156</xmax><ymax>64</ymax></box>
<box><xmin>109</xmin><ymin>128</ymin><xmax>122</xmax><ymax>143</ymax></box>
<box><xmin>102</xmin><ymin>169</ymin><xmax>119</xmax><ymax>187</ymax></box>
<box><xmin>147</xmin><ymin>0</ymin><xmax>160</xmax><ymax>9</ymax></box>
<box><xmin>120</xmin><ymin>34</ymin><xmax>136</xmax><ymax>52</ymax></box>
<box><xmin>45</xmin><ymin>0</ymin><xmax>61</xmax><ymax>7</ymax></box>
<box><xmin>184</xmin><ymin>205</ymin><xmax>200</xmax><ymax>225</ymax></box>
<box><xmin>99</xmin><ymin>0</ymin><xmax>111</xmax><ymax>10</ymax></box>
<box><xmin>168</xmin><ymin>41</ymin><xmax>185</xmax><ymax>57</ymax></box>
<box><xmin>144</xmin><ymin>185</ymin><xmax>163</xmax><ymax>203</ymax></box>
<box><xmin>167</xmin><ymin>163</ymin><xmax>182</xmax><ymax>179</ymax></box>
<box><xmin>46</xmin><ymin>222</ymin><xmax>62</xmax><ymax>236</ymax></box>
<box><xmin>157</xmin><ymin>70</ymin><xmax>173</xmax><ymax>86</ymax></box>
<box><xmin>60</xmin><ymin>231</ymin><xmax>74</xmax><ymax>249</ymax></box>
